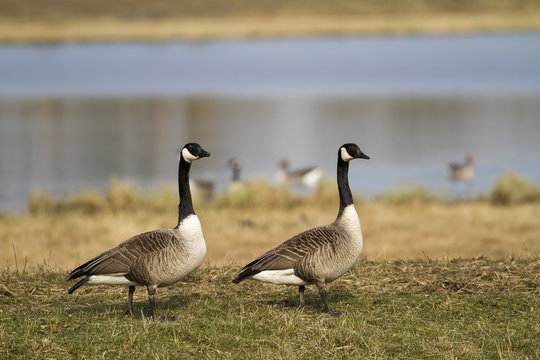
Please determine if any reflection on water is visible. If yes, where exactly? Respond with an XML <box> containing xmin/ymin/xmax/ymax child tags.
<box><xmin>1</xmin><ymin>94</ymin><xmax>539</xmax><ymax>212</ymax></box>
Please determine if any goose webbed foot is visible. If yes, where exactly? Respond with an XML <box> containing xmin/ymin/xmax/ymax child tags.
<box><xmin>323</xmin><ymin>307</ymin><xmax>344</xmax><ymax>316</ymax></box>
<box><xmin>315</xmin><ymin>282</ymin><xmax>343</xmax><ymax>316</ymax></box>
<box><xmin>303</xmin><ymin>305</ymin><xmax>322</xmax><ymax>314</ymax></box>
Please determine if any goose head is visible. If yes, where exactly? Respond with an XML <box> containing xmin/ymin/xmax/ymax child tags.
<box><xmin>181</xmin><ymin>143</ymin><xmax>211</xmax><ymax>162</ymax></box>
<box><xmin>340</xmin><ymin>143</ymin><xmax>370</xmax><ymax>162</ymax></box>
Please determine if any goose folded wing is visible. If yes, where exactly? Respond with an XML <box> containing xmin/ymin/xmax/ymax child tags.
<box><xmin>68</xmin><ymin>230</ymin><xmax>175</xmax><ymax>278</ymax></box>
<box><xmin>248</xmin><ymin>226</ymin><xmax>339</xmax><ymax>271</ymax></box>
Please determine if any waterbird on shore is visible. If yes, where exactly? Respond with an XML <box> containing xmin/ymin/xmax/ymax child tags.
<box><xmin>227</xmin><ymin>157</ymin><xmax>246</xmax><ymax>190</ymax></box>
<box><xmin>189</xmin><ymin>179</ymin><xmax>214</xmax><ymax>205</ymax></box>
<box><xmin>233</xmin><ymin>143</ymin><xmax>369</xmax><ymax>315</ymax></box>
<box><xmin>67</xmin><ymin>143</ymin><xmax>210</xmax><ymax>320</ymax></box>
<box><xmin>276</xmin><ymin>159</ymin><xmax>323</xmax><ymax>189</ymax></box>
<box><xmin>448</xmin><ymin>155</ymin><xmax>474</xmax><ymax>182</ymax></box>
<box><xmin>228</xmin><ymin>157</ymin><xmax>242</xmax><ymax>184</ymax></box>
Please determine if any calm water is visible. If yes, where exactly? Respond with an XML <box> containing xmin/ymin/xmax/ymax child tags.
<box><xmin>1</xmin><ymin>33</ymin><xmax>540</xmax><ymax>212</ymax></box>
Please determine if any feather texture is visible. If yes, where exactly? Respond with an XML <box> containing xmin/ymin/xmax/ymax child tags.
<box><xmin>69</xmin><ymin>229</ymin><xmax>194</xmax><ymax>285</ymax></box>
<box><xmin>232</xmin><ymin>143</ymin><xmax>369</xmax><ymax>314</ymax></box>
<box><xmin>66</xmin><ymin>143</ymin><xmax>210</xmax><ymax>319</ymax></box>
<box><xmin>233</xmin><ymin>206</ymin><xmax>361</xmax><ymax>285</ymax></box>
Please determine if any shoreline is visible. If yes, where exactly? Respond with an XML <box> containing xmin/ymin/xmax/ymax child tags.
<box><xmin>1</xmin><ymin>12</ymin><xmax>540</xmax><ymax>44</ymax></box>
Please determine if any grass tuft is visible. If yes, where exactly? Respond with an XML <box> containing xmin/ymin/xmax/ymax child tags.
<box><xmin>376</xmin><ymin>185</ymin><xmax>443</xmax><ymax>205</ymax></box>
<box><xmin>25</xmin><ymin>172</ymin><xmax>540</xmax><ymax>216</ymax></box>
<box><xmin>490</xmin><ymin>172</ymin><xmax>540</xmax><ymax>205</ymax></box>
<box><xmin>28</xmin><ymin>177</ymin><xmax>179</xmax><ymax>215</ymax></box>
<box><xmin>212</xmin><ymin>179</ymin><xmax>300</xmax><ymax>209</ymax></box>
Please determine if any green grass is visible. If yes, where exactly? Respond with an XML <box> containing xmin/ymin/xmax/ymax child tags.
<box><xmin>1</xmin><ymin>258</ymin><xmax>538</xmax><ymax>359</ymax></box>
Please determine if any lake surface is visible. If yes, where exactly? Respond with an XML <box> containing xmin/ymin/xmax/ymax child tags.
<box><xmin>1</xmin><ymin>33</ymin><xmax>540</xmax><ymax>212</ymax></box>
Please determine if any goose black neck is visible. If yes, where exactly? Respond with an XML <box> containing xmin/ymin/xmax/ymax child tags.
<box><xmin>177</xmin><ymin>157</ymin><xmax>195</xmax><ymax>226</ymax></box>
<box><xmin>336</xmin><ymin>156</ymin><xmax>353</xmax><ymax>219</ymax></box>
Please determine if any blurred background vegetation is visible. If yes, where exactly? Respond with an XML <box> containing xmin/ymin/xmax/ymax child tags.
<box><xmin>1</xmin><ymin>0</ymin><xmax>540</xmax><ymax>41</ymax></box>
<box><xmin>24</xmin><ymin>172</ymin><xmax>540</xmax><ymax>216</ymax></box>
<box><xmin>2</xmin><ymin>0</ymin><xmax>539</xmax><ymax>19</ymax></box>
<box><xmin>1</xmin><ymin>0</ymin><xmax>539</xmax><ymax>269</ymax></box>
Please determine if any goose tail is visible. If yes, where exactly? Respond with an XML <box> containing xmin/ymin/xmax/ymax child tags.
<box><xmin>232</xmin><ymin>268</ymin><xmax>260</xmax><ymax>284</ymax></box>
<box><xmin>67</xmin><ymin>277</ymin><xmax>90</xmax><ymax>294</ymax></box>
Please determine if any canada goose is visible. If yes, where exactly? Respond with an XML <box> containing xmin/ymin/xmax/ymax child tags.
<box><xmin>67</xmin><ymin>143</ymin><xmax>210</xmax><ymax>320</ymax></box>
<box><xmin>233</xmin><ymin>143</ymin><xmax>369</xmax><ymax>315</ymax></box>
<box><xmin>276</xmin><ymin>159</ymin><xmax>323</xmax><ymax>189</ymax></box>
<box><xmin>448</xmin><ymin>155</ymin><xmax>474</xmax><ymax>182</ymax></box>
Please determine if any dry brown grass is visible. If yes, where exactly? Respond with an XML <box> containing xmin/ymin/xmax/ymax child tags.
<box><xmin>1</xmin><ymin>12</ymin><xmax>539</xmax><ymax>43</ymax></box>
<box><xmin>2</xmin><ymin>200</ymin><xmax>539</xmax><ymax>272</ymax></box>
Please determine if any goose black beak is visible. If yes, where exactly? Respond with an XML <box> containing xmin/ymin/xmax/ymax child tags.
<box><xmin>357</xmin><ymin>151</ymin><xmax>370</xmax><ymax>160</ymax></box>
<box><xmin>200</xmin><ymin>150</ymin><xmax>211</xmax><ymax>158</ymax></box>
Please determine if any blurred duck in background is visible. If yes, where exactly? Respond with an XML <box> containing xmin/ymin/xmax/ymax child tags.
<box><xmin>189</xmin><ymin>179</ymin><xmax>214</xmax><ymax>205</ymax></box>
<box><xmin>276</xmin><ymin>159</ymin><xmax>323</xmax><ymax>189</ymax></box>
<box><xmin>228</xmin><ymin>157</ymin><xmax>242</xmax><ymax>183</ymax></box>
<box><xmin>448</xmin><ymin>155</ymin><xmax>475</xmax><ymax>182</ymax></box>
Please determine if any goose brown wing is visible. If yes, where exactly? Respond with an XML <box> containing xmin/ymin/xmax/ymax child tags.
<box><xmin>247</xmin><ymin>225</ymin><xmax>339</xmax><ymax>272</ymax></box>
<box><xmin>68</xmin><ymin>230</ymin><xmax>176</xmax><ymax>280</ymax></box>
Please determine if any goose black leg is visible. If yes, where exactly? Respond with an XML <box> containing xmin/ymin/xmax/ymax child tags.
<box><xmin>145</xmin><ymin>285</ymin><xmax>175</xmax><ymax>322</ymax></box>
<box><xmin>146</xmin><ymin>285</ymin><xmax>158</xmax><ymax>320</ymax></box>
<box><xmin>126</xmin><ymin>286</ymin><xmax>135</xmax><ymax>317</ymax></box>
<box><xmin>298</xmin><ymin>285</ymin><xmax>306</xmax><ymax>308</ymax></box>
<box><xmin>316</xmin><ymin>282</ymin><xmax>342</xmax><ymax>316</ymax></box>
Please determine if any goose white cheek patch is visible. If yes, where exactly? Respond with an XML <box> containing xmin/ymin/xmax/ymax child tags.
<box><xmin>340</xmin><ymin>147</ymin><xmax>354</xmax><ymax>162</ymax></box>
<box><xmin>182</xmin><ymin>147</ymin><xmax>199</xmax><ymax>162</ymax></box>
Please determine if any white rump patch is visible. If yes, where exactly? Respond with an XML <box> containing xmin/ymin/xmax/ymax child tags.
<box><xmin>251</xmin><ymin>269</ymin><xmax>307</xmax><ymax>286</ymax></box>
<box><xmin>340</xmin><ymin>147</ymin><xmax>354</xmax><ymax>162</ymax></box>
<box><xmin>86</xmin><ymin>274</ymin><xmax>137</xmax><ymax>286</ymax></box>
<box><xmin>182</xmin><ymin>147</ymin><xmax>199</xmax><ymax>162</ymax></box>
